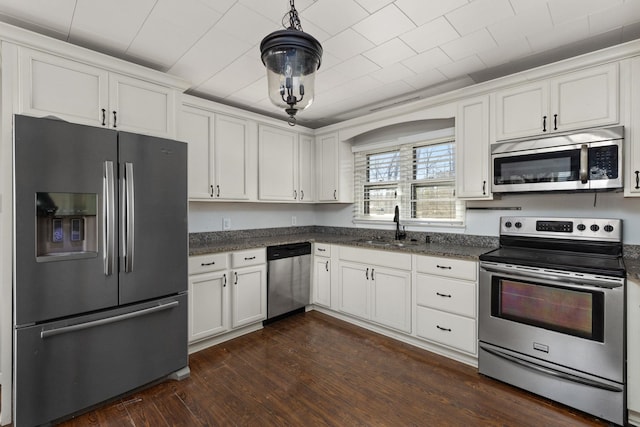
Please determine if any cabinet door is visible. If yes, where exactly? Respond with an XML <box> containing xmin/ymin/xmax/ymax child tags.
<box><xmin>456</xmin><ymin>96</ymin><xmax>491</xmax><ymax>199</ymax></box>
<box><xmin>188</xmin><ymin>271</ymin><xmax>229</xmax><ymax>342</ymax></box>
<box><xmin>370</xmin><ymin>266</ymin><xmax>411</xmax><ymax>333</ymax></box>
<box><xmin>550</xmin><ymin>63</ymin><xmax>618</xmax><ymax>133</ymax></box>
<box><xmin>627</xmin><ymin>57</ymin><xmax>640</xmax><ymax>196</ymax></box>
<box><xmin>215</xmin><ymin>114</ymin><xmax>250</xmax><ymax>200</ymax></box>
<box><xmin>108</xmin><ymin>73</ymin><xmax>175</xmax><ymax>138</ymax></box>
<box><xmin>628</xmin><ymin>279</ymin><xmax>640</xmax><ymax>414</ymax></box>
<box><xmin>179</xmin><ymin>106</ymin><xmax>214</xmax><ymax>200</ymax></box>
<box><xmin>298</xmin><ymin>134</ymin><xmax>315</xmax><ymax>202</ymax></box>
<box><xmin>231</xmin><ymin>265</ymin><xmax>267</xmax><ymax>328</ymax></box>
<box><xmin>19</xmin><ymin>47</ymin><xmax>108</xmax><ymax>127</ymax></box>
<box><xmin>338</xmin><ymin>261</ymin><xmax>370</xmax><ymax>320</ymax></box>
<box><xmin>495</xmin><ymin>81</ymin><xmax>548</xmax><ymax>140</ymax></box>
<box><xmin>259</xmin><ymin>126</ymin><xmax>298</xmax><ymax>201</ymax></box>
<box><xmin>316</xmin><ymin>133</ymin><xmax>339</xmax><ymax>201</ymax></box>
<box><xmin>313</xmin><ymin>257</ymin><xmax>331</xmax><ymax>308</ymax></box>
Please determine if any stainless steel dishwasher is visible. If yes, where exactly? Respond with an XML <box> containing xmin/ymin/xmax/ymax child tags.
<box><xmin>266</xmin><ymin>242</ymin><xmax>311</xmax><ymax>321</ymax></box>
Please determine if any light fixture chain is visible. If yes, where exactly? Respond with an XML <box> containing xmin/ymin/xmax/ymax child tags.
<box><xmin>285</xmin><ymin>0</ymin><xmax>303</xmax><ymax>31</ymax></box>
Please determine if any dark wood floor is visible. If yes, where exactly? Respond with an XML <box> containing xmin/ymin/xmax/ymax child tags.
<box><xmin>57</xmin><ymin>311</ymin><xmax>609</xmax><ymax>426</ymax></box>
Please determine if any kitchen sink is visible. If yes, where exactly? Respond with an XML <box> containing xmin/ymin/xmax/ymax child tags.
<box><xmin>357</xmin><ymin>238</ymin><xmax>413</xmax><ymax>248</ymax></box>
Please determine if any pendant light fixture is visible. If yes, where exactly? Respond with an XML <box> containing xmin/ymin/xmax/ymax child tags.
<box><xmin>260</xmin><ymin>0</ymin><xmax>322</xmax><ymax>126</ymax></box>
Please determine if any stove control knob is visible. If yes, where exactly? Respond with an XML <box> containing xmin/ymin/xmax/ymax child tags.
<box><xmin>604</xmin><ymin>225</ymin><xmax>614</xmax><ymax>233</ymax></box>
<box><xmin>514</xmin><ymin>221</ymin><xmax>522</xmax><ymax>229</ymax></box>
<box><xmin>590</xmin><ymin>224</ymin><xmax>600</xmax><ymax>232</ymax></box>
<box><xmin>504</xmin><ymin>221</ymin><xmax>512</xmax><ymax>228</ymax></box>
<box><xmin>577</xmin><ymin>224</ymin><xmax>586</xmax><ymax>231</ymax></box>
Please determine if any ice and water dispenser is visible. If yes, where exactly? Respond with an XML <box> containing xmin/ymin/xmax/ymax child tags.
<box><xmin>36</xmin><ymin>192</ymin><xmax>98</xmax><ymax>261</ymax></box>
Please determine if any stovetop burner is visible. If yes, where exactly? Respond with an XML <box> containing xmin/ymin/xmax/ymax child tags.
<box><xmin>479</xmin><ymin>216</ymin><xmax>625</xmax><ymax>278</ymax></box>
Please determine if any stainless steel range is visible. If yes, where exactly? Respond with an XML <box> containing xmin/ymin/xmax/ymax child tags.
<box><xmin>478</xmin><ymin>216</ymin><xmax>626</xmax><ymax>426</ymax></box>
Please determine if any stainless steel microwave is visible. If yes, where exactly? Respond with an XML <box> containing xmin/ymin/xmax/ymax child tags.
<box><xmin>491</xmin><ymin>127</ymin><xmax>623</xmax><ymax>193</ymax></box>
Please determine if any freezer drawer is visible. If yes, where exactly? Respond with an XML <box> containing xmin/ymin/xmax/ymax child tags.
<box><xmin>14</xmin><ymin>294</ymin><xmax>188</xmax><ymax>427</ymax></box>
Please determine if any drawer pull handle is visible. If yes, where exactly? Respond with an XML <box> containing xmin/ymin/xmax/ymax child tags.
<box><xmin>113</xmin><ymin>110</ymin><xmax>117</xmax><ymax>128</ymax></box>
<box><xmin>436</xmin><ymin>325</ymin><xmax>452</xmax><ymax>332</ymax></box>
<box><xmin>244</xmin><ymin>256</ymin><xmax>256</xmax><ymax>261</ymax></box>
<box><xmin>436</xmin><ymin>265</ymin><xmax>452</xmax><ymax>270</ymax></box>
<box><xmin>317</xmin><ymin>248</ymin><xmax>326</xmax><ymax>252</ymax></box>
<box><xmin>223</xmin><ymin>273</ymin><xmax>227</xmax><ymax>287</ymax></box>
<box><xmin>371</xmin><ymin>268</ymin><xmax>374</xmax><ymax>280</ymax></box>
<box><xmin>101</xmin><ymin>108</ymin><xmax>106</xmax><ymax>126</ymax></box>
<box><xmin>200</xmin><ymin>261</ymin><xmax>216</xmax><ymax>266</ymax></box>
<box><xmin>325</xmin><ymin>260</ymin><xmax>329</xmax><ymax>272</ymax></box>
<box><xmin>366</xmin><ymin>268</ymin><xmax>369</xmax><ymax>280</ymax></box>
<box><xmin>234</xmin><ymin>272</ymin><xmax>238</xmax><ymax>285</ymax></box>
<box><xmin>436</xmin><ymin>292</ymin><xmax>452</xmax><ymax>298</ymax></box>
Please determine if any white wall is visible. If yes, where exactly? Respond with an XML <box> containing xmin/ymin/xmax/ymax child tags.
<box><xmin>188</xmin><ymin>202</ymin><xmax>319</xmax><ymax>232</ymax></box>
<box><xmin>190</xmin><ymin>190</ymin><xmax>640</xmax><ymax>244</ymax></box>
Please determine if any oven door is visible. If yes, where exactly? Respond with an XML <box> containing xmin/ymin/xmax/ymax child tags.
<box><xmin>478</xmin><ymin>262</ymin><xmax>625</xmax><ymax>383</ymax></box>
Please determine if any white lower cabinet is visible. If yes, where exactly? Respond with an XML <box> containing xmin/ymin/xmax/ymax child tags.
<box><xmin>230</xmin><ymin>249</ymin><xmax>267</xmax><ymax>328</ymax></box>
<box><xmin>187</xmin><ymin>249</ymin><xmax>266</xmax><ymax>344</ymax></box>
<box><xmin>627</xmin><ymin>278</ymin><xmax>640</xmax><ymax>424</ymax></box>
<box><xmin>337</xmin><ymin>246</ymin><xmax>412</xmax><ymax>333</ymax></box>
<box><xmin>414</xmin><ymin>255</ymin><xmax>477</xmax><ymax>355</ymax></box>
<box><xmin>313</xmin><ymin>243</ymin><xmax>332</xmax><ymax>308</ymax></box>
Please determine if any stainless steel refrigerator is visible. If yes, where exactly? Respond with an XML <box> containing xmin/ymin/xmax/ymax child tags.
<box><xmin>13</xmin><ymin>115</ymin><xmax>189</xmax><ymax>426</ymax></box>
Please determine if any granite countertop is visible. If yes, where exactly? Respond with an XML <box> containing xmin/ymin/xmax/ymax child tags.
<box><xmin>189</xmin><ymin>226</ymin><xmax>640</xmax><ymax>278</ymax></box>
<box><xmin>189</xmin><ymin>227</ymin><xmax>495</xmax><ymax>261</ymax></box>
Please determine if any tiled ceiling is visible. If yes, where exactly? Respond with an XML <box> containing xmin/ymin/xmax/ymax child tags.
<box><xmin>0</xmin><ymin>0</ymin><xmax>639</xmax><ymax>128</ymax></box>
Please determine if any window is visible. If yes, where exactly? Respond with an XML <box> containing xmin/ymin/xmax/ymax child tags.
<box><xmin>354</xmin><ymin>133</ymin><xmax>464</xmax><ymax>225</ymax></box>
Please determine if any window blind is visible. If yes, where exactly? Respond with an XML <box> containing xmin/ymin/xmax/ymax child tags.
<box><xmin>353</xmin><ymin>136</ymin><xmax>464</xmax><ymax>225</ymax></box>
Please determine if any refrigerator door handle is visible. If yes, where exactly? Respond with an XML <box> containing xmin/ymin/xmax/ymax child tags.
<box><xmin>123</xmin><ymin>162</ymin><xmax>135</xmax><ymax>272</ymax></box>
<box><xmin>103</xmin><ymin>161</ymin><xmax>116</xmax><ymax>276</ymax></box>
<box><xmin>40</xmin><ymin>301</ymin><xmax>180</xmax><ymax>339</ymax></box>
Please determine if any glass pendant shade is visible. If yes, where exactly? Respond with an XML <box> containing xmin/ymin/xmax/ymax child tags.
<box><xmin>260</xmin><ymin>28</ymin><xmax>322</xmax><ymax>124</ymax></box>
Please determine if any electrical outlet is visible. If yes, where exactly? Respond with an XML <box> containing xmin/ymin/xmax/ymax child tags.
<box><xmin>291</xmin><ymin>216</ymin><xmax>297</xmax><ymax>226</ymax></box>
<box><xmin>223</xmin><ymin>218</ymin><xmax>231</xmax><ymax>230</ymax></box>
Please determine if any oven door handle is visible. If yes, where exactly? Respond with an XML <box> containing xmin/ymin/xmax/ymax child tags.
<box><xmin>480</xmin><ymin>344</ymin><xmax>623</xmax><ymax>392</ymax></box>
<box><xmin>480</xmin><ymin>264</ymin><xmax>623</xmax><ymax>289</ymax></box>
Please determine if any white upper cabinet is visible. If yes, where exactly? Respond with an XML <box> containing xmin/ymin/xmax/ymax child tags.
<box><xmin>456</xmin><ymin>95</ymin><xmax>491</xmax><ymax>199</ymax></box>
<box><xmin>316</xmin><ymin>132</ymin><xmax>353</xmax><ymax>202</ymax></box>
<box><xmin>298</xmin><ymin>134</ymin><xmax>315</xmax><ymax>202</ymax></box>
<box><xmin>214</xmin><ymin>114</ymin><xmax>251</xmax><ymax>200</ymax></box>
<box><xmin>179</xmin><ymin>105</ymin><xmax>214</xmax><ymax>200</ymax></box>
<box><xmin>179</xmin><ymin>102</ymin><xmax>253</xmax><ymax>201</ymax></box>
<box><xmin>625</xmin><ymin>56</ymin><xmax>640</xmax><ymax>197</ymax></box>
<box><xmin>495</xmin><ymin>63</ymin><xmax>619</xmax><ymax>140</ymax></box>
<box><xmin>19</xmin><ymin>47</ymin><xmax>179</xmax><ymax>138</ymax></box>
<box><xmin>258</xmin><ymin>125</ymin><xmax>314</xmax><ymax>202</ymax></box>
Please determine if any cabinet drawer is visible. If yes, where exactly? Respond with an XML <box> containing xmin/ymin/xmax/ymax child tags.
<box><xmin>416</xmin><ymin>306</ymin><xmax>476</xmax><ymax>354</ymax></box>
<box><xmin>314</xmin><ymin>243</ymin><xmax>331</xmax><ymax>257</ymax></box>
<box><xmin>415</xmin><ymin>255</ymin><xmax>476</xmax><ymax>281</ymax></box>
<box><xmin>189</xmin><ymin>253</ymin><xmax>228</xmax><ymax>274</ymax></box>
<box><xmin>416</xmin><ymin>275</ymin><xmax>476</xmax><ymax>317</ymax></box>
<box><xmin>231</xmin><ymin>248</ymin><xmax>266</xmax><ymax>268</ymax></box>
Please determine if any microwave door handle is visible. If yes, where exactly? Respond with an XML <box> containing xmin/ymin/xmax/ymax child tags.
<box><xmin>123</xmin><ymin>162</ymin><xmax>135</xmax><ymax>272</ymax></box>
<box><xmin>579</xmin><ymin>144</ymin><xmax>589</xmax><ymax>184</ymax></box>
<box><xmin>104</xmin><ymin>161</ymin><xmax>116</xmax><ymax>276</ymax></box>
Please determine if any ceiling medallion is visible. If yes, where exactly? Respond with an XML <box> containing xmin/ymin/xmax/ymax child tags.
<box><xmin>260</xmin><ymin>0</ymin><xmax>322</xmax><ymax>126</ymax></box>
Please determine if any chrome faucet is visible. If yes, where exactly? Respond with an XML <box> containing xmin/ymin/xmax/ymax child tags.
<box><xmin>393</xmin><ymin>205</ymin><xmax>406</xmax><ymax>240</ymax></box>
